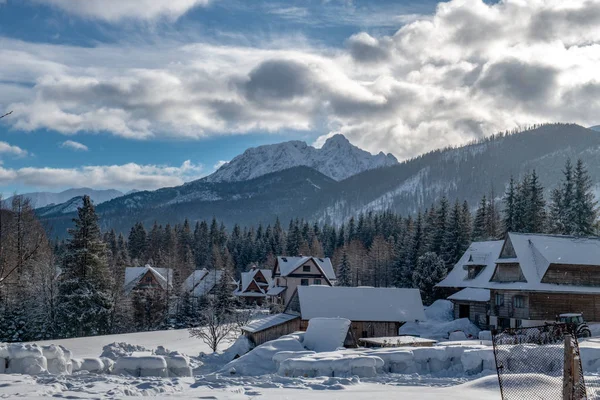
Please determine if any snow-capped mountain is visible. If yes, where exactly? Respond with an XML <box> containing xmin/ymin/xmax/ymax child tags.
<box><xmin>3</xmin><ymin>188</ymin><xmax>124</xmax><ymax>209</ymax></box>
<box><xmin>206</xmin><ymin>134</ymin><xmax>398</xmax><ymax>182</ymax></box>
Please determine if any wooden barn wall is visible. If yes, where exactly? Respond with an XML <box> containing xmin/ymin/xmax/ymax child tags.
<box><xmin>542</xmin><ymin>264</ymin><xmax>600</xmax><ymax>287</ymax></box>
<box><xmin>452</xmin><ymin>301</ymin><xmax>488</xmax><ymax>327</ymax></box>
<box><xmin>245</xmin><ymin>318</ymin><xmax>301</xmax><ymax>346</ymax></box>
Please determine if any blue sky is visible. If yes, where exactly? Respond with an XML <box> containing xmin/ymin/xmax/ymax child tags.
<box><xmin>0</xmin><ymin>0</ymin><xmax>598</xmax><ymax>195</ymax></box>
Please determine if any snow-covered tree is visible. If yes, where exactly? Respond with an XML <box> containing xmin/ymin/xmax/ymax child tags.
<box><xmin>336</xmin><ymin>250</ymin><xmax>352</xmax><ymax>286</ymax></box>
<box><xmin>412</xmin><ymin>252</ymin><xmax>446</xmax><ymax>305</ymax></box>
<box><xmin>572</xmin><ymin>159</ymin><xmax>597</xmax><ymax>236</ymax></box>
<box><xmin>56</xmin><ymin>195</ymin><xmax>113</xmax><ymax>338</ymax></box>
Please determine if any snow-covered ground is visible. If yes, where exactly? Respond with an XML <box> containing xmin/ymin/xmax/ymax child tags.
<box><xmin>29</xmin><ymin>328</ymin><xmax>235</xmax><ymax>358</ymax></box>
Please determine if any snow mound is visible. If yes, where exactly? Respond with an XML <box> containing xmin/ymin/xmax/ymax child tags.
<box><xmin>42</xmin><ymin>345</ymin><xmax>69</xmax><ymax>375</ymax></box>
<box><xmin>220</xmin><ymin>333</ymin><xmax>306</xmax><ymax>376</ymax></box>
<box><xmin>449</xmin><ymin>331</ymin><xmax>468</xmax><ymax>341</ymax></box>
<box><xmin>79</xmin><ymin>358</ymin><xmax>105</xmax><ymax>374</ymax></box>
<box><xmin>278</xmin><ymin>353</ymin><xmax>381</xmax><ymax>378</ymax></box>
<box><xmin>113</xmin><ymin>356</ymin><xmax>168</xmax><ymax>377</ymax></box>
<box><xmin>100</xmin><ymin>342</ymin><xmax>150</xmax><ymax>360</ymax></box>
<box><xmin>0</xmin><ymin>344</ymin><xmax>48</xmax><ymax>375</ymax></box>
<box><xmin>400</xmin><ymin>317</ymin><xmax>480</xmax><ymax>340</ymax></box>
<box><xmin>165</xmin><ymin>355</ymin><xmax>192</xmax><ymax>377</ymax></box>
<box><xmin>303</xmin><ymin>318</ymin><xmax>350</xmax><ymax>352</ymax></box>
<box><xmin>425</xmin><ymin>300</ymin><xmax>454</xmax><ymax>322</ymax></box>
<box><xmin>221</xmin><ymin>336</ymin><xmax>253</xmax><ymax>363</ymax></box>
<box><xmin>478</xmin><ymin>331</ymin><xmax>492</xmax><ymax>341</ymax></box>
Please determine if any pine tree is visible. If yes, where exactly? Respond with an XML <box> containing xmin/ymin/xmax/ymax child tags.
<box><xmin>431</xmin><ymin>197</ymin><xmax>449</xmax><ymax>254</ymax></box>
<box><xmin>502</xmin><ymin>176</ymin><xmax>517</xmax><ymax>234</ymax></box>
<box><xmin>526</xmin><ymin>170</ymin><xmax>546</xmax><ymax>233</ymax></box>
<box><xmin>572</xmin><ymin>159</ymin><xmax>597</xmax><ymax>236</ymax></box>
<box><xmin>442</xmin><ymin>200</ymin><xmax>471</xmax><ymax>271</ymax></box>
<box><xmin>472</xmin><ymin>195</ymin><xmax>488</xmax><ymax>240</ymax></box>
<box><xmin>56</xmin><ymin>196</ymin><xmax>113</xmax><ymax>338</ymax></box>
<box><xmin>336</xmin><ymin>250</ymin><xmax>352</xmax><ymax>287</ymax></box>
<box><xmin>412</xmin><ymin>252</ymin><xmax>446</xmax><ymax>305</ymax></box>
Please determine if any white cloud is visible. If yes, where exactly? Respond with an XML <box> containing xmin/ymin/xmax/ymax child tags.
<box><xmin>213</xmin><ymin>160</ymin><xmax>228</xmax><ymax>170</ymax></box>
<box><xmin>0</xmin><ymin>141</ymin><xmax>28</xmax><ymax>157</ymax></box>
<box><xmin>2</xmin><ymin>0</ymin><xmax>600</xmax><ymax>160</ymax></box>
<box><xmin>0</xmin><ymin>160</ymin><xmax>204</xmax><ymax>191</ymax></box>
<box><xmin>32</xmin><ymin>0</ymin><xmax>212</xmax><ymax>22</ymax></box>
<box><xmin>60</xmin><ymin>140</ymin><xmax>88</xmax><ymax>151</ymax></box>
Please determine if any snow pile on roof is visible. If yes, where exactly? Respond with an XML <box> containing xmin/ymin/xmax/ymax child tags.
<box><xmin>448</xmin><ymin>288</ymin><xmax>490</xmax><ymax>302</ymax></box>
<box><xmin>241</xmin><ymin>313</ymin><xmax>299</xmax><ymax>333</ymax></box>
<box><xmin>303</xmin><ymin>318</ymin><xmax>351</xmax><ymax>352</ymax></box>
<box><xmin>124</xmin><ymin>265</ymin><xmax>173</xmax><ymax>295</ymax></box>
<box><xmin>297</xmin><ymin>286</ymin><xmax>426</xmax><ymax>322</ymax></box>
<box><xmin>277</xmin><ymin>256</ymin><xmax>336</xmax><ymax>280</ymax></box>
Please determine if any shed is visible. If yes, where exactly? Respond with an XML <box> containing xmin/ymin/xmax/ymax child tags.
<box><xmin>447</xmin><ymin>287</ymin><xmax>490</xmax><ymax>328</ymax></box>
<box><xmin>240</xmin><ymin>313</ymin><xmax>301</xmax><ymax>346</ymax></box>
<box><xmin>286</xmin><ymin>286</ymin><xmax>426</xmax><ymax>346</ymax></box>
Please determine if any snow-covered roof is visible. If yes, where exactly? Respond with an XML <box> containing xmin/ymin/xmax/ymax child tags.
<box><xmin>276</xmin><ymin>256</ymin><xmax>336</xmax><ymax>280</ymax></box>
<box><xmin>188</xmin><ymin>270</ymin><xmax>223</xmax><ymax>297</ymax></box>
<box><xmin>124</xmin><ymin>265</ymin><xmax>173</xmax><ymax>295</ymax></box>
<box><xmin>436</xmin><ymin>240</ymin><xmax>504</xmax><ymax>289</ymax></box>
<box><xmin>295</xmin><ymin>286</ymin><xmax>426</xmax><ymax>322</ymax></box>
<box><xmin>240</xmin><ymin>269</ymin><xmax>272</xmax><ymax>293</ymax></box>
<box><xmin>266</xmin><ymin>286</ymin><xmax>286</xmax><ymax>296</ymax></box>
<box><xmin>241</xmin><ymin>313</ymin><xmax>299</xmax><ymax>333</ymax></box>
<box><xmin>448</xmin><ymin>288</ymin><xmax>490</xmax><ymax>302</ymax></box>
<box><xmin>439</xmin><ymin>233</ymin><xmax>600</xmax><ymax>294</ymax></box>
<box><xmin>182</xmin><ymin>269</ymin><xmax>209</xmax><ymax>292</ymax></box>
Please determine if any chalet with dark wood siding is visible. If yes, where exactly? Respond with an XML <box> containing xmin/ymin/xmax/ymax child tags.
<box><xmin>438</xmin><ymin>233</ymin><xmax>600</xmax><ymax>329</ymax></box>
<box><xmin>124</xmin><ymin>265</ymin><xmax>173</xmax><ymax>295</ymax></box>
<box><xmin>233</xmin><ymin>266</ymin><xmax>273</xmax><ymax>305</ymax></box>
<box><xmin>267</xmin><ymin>256</ymin><xmax>336</xmax><ymax>306</ymax></box>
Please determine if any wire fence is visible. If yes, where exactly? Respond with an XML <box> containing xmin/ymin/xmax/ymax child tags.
<box><xmin>492</xmin><ymin>324</ymin><xmax>587</xmax><ymax>400</ymax></box>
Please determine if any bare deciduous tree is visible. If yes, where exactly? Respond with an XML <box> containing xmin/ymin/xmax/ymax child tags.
<box><xmin>189</xmin><ymin>299</ymin><xmax>235</xmax><ymax>352</ymax></box>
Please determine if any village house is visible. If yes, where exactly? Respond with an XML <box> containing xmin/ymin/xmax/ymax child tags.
<box><xmin>124</xmin><ymin>265</ymin><xmax>173</xmax><ymax>296</ymax></box>
<box><xmin>267</xmin><ymin>256</ymin><xmax>336</xmax><ymax>306</ymax></box>
<box><xmin>233</xmin><ymin>266</ymin><xmax>273</xmax><ymax>305</ymax></box>
<box><xmin>182</xmin><ymin>268</ymin><xmax>223</xmax><ymax>298</ymax></box>
<box><xmin>438</xmin><ymin>233</ymin><xmax>600</xmax><ymax>329</ymax></box>
<box><xmin>241</xmin><ymin>285</ymin><xmax>426</xmax><ymax>347</ymax></box>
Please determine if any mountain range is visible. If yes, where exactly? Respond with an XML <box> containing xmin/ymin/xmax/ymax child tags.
<box><xmin>4</xmin><ymin>188</ymin><xmax>124</xmax><ymax>209</ymax></box>
<box><xmin>36</xmin><ymin>123</ymin><xmax>600</xmax><ymax>237</ymax></box>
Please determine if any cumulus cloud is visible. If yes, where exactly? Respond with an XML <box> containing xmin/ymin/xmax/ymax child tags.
<box><xmin>213</xmin><ymin>160</ymin><xmax>229</xmax><ymax>170</ymax></box>
<box><xmin>0</xmin><ymin>160</ymin><xmax>204</xmax><ymax>191</ymax></box>
<box><xmin>60</xmin><ymin>140</ymin><xmax>88</xmax><ymax>151</ymax></box>
<box><xmin>3</xmin><ymin>0</ymin><xmax>600</xmax><ymax>160</ymax></box>
<box><xmin>0</xmin><ymin>141</ymin><xmax>28</xmax><ymax>157</ymax></box>
<box><xmin>31</xmin><ymin>0</ymin><xmax>212</xmax><ymax>22</ymax></box>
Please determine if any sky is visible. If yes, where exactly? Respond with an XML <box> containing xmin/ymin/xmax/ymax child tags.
<box><xmin>1</xmin><ymin>0</ymin><xmax>600</xmax><ymax>195</ymax></box>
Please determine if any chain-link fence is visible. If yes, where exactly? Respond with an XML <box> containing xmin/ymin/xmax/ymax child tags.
<box><xmin>492</xmin><ymin>324</ymin><xmax>587</xmax><ymax>400</ymax></box>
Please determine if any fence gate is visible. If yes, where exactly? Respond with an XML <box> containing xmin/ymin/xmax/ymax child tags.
<box><xmin>492</xmin><ymin>324</ymin><xmax>586</xmax><ymax>400</ymax></box>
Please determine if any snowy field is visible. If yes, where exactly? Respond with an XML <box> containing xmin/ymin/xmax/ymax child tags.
<box><xmin>2</xmin><ymin>301</ymin><xmax>600</xmax><ymax>398</ymax></box>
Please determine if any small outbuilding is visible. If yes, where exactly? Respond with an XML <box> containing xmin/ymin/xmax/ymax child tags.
<box><xmin>240</xmin><ymin>313</ymin><xmax>301</xmax><ymax>346</ymax></box>
<box><xmin>447</xmin><ymin>287</ymin><xmax>490</xmax><ymax>328</ymax></box>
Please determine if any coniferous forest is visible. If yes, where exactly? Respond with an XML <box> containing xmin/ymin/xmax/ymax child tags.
<box><xmin>0</xmin><ymin>158</ymin><xmax>597</xmax><ymax>342</ymax></box>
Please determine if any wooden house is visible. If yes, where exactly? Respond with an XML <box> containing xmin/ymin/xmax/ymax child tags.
<box><xmin>241</xmin><ymin>313</ymin><xmax>301</xmax><ymax>346</ymax></box>
<box><xmin>124</xmin><ymin>265</ymin><xmax>173</xmax><ymax>295</ymax></box>
<box><xmin>438</xmin><ymin>233</ymin><xmax>600</xmax><ymax>329</ymax></box>
<box><xmin>267</xmin><ymin>256</ymin><xmax>336</xmax><ymax>306</ymax></box>
<box><xmin>183</xmin><ymin>268</ymin><xmax>223</xmax><ymax>298</ymax></box>
<box><xmin>286</xmin><ymin>285</ymin><xmax>426</xmax><ymax>346</ymax></box>
<box><xmin>233</xmin><ymin>266</ymin><xmax>272</xmax><ymax>305</ymax></box>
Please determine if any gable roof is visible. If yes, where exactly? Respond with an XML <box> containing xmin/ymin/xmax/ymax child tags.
<box><xmin>276</xmin><ymin>256</ymin><xmax>336</xmax><ymax>280</ymax></box>
<box><xmin>294</xmin><ymin>286</ymin><xmax>426</xmax><ymax>322</ymax></box>
<box><xmin>183</xmin><ymin>269</ymin><xmax>210</xmax><ymax>292</ymax></box>
<box><xmin>188</xmin><ymin>269</ymin><xmax>223</xmax><ymax>297</ymax></box>
<box><xmin>241</xmin><ymin>313</ymin><xmax>299</xmax><ymax>333</ymax></box>
<box><xmin>439</xmin><ymin>233</ymin><xmax>600</xmax><ymax>294</ymax></box>
<box><xmin>240</xmin><ymin>269</ymin><xmax>272</xmax><ymax>292</ymax></box>
<box><xmin>436</xmin><ymin>240</ymin><xmax>504</xmax><ymax>289</ymax></box>
<box><xmin>124</xmin><ymin>265</ymin><xmax>173</xmax><ymax>295</ymax></box>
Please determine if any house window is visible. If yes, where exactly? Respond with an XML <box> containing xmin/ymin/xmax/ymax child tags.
<box><xmin>513</xmin><ymin>296</ymin><xmax>525</xmax><ymax>308</ymax></box>
<box><xmin>515</xmin><ymin>319</ymin><xmax>523</xmax><ymax>328</ymax></box>
<box><xmin>145</xmin><ymin>276</ymin><xmax>153</xmax><ymax>283</ymax></box>
<box><xmin>301</xmin><ymin>279</ymin><xmax>309</xmax><ymax>286</ymax></box>
<box><xmin>495</xmin><ymin>293</ymin><xmax>504</xmax><ymax>306</ymax></box>
<box><xmin>303</xmin><ymin>265</ymin><xmax>311</xmax><ymax>272</ymax></box>
<box><xmin>314</xmin><ymin>279</ymin><xmax>322</xmax><ymax>285</ymax></box>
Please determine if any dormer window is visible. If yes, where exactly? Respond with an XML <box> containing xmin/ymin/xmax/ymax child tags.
<box><xmin>466</xmin><ymin>265</ymin><xmax>484</xmax><ymax>280</ymax></box>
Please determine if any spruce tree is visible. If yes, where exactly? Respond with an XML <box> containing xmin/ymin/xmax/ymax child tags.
<box><xmin>337</xmin><ymin>250</ymin><xmax>352</xmax><ymax>286</ymax></box>
<box><xmin>56</xmin><ymin>195</ymin><xmax>113</xmax><ymax>338</ymax></box>
<box><xmin>431</xmin><ymin>197</ymin><xmax>449</xmax><ymax>255</ymax></box>
<box><xmin>412</xmin><ymin>252</ymin><xmax>446</xmax><ymax>305</ymax></box>
<box><xmin>572</xmin><ymin>159</ymin><xmax>597</xmax><ymax>236</ymax></box>
<box><xmin>526</xmin><ymin>170</ymin><xmax>546</xmax><ymax>233</ymax></box>
<box><xmin>442</xmin><ymin>200</ymin><xmax>471</xmax><ymax>271</ymax></box>
<box><xmin>472</xmin><ymin>195</ymin><xmax>488</xmax><ymax>240</ymax></box>
<box><xmin>502</xmin><ymin>176</ymin><xmax>517</xmax><ymax>234</ymax></box>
